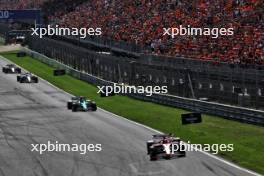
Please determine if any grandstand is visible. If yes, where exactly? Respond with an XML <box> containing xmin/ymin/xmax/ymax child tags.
<box><xmin>1</xmin><ymin>0</ymin><xmax>263</xmax><ymax>65</ymax></box>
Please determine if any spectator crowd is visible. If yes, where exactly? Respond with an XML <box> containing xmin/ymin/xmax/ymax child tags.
<box><xmin>1</xmin><ymin>0</ymin><xmax>264</xmax><ymax>65</ymax></box>
<box><xmin>0</xmin><ymin>0</ymin><xmax>47</xmax><ymax>9</ymax></box>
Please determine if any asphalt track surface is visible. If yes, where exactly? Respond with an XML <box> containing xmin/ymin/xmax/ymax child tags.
<box><xmin>0</xmin><ymin>56</ymin><xmax>261</xmax><ymax>176</ymax></box>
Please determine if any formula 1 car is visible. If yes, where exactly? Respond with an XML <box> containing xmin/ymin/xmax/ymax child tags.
<box><xmin>2</xmin><ymin>64</ymin><xmax>21</xmax><ymax>74</ymax></box>
<box><xmin>17</xmin><ymin>73</ymin><xmax>38</xmax><ymax>83</ymax></box>
<box><xmin>67</xmin><ymin>96</ymin><xmax>97</xmax><ymax>112</ymax></box>
<box><xmin>147</xmin><ymin>134</ymin><xmax>186</xmax><ymax>161</ymax></box>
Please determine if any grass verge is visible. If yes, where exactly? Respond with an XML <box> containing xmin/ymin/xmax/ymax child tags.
<box><xmin>1</xmin><ymin>52</ymin><xmax>264</xmax><ymax>174</ymax></box>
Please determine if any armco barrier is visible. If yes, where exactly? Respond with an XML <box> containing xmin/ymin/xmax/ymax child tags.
<box><xmin>22</xmin><ymin>47</ymin><xmax>264</xmax><ymax>126</ymax></box>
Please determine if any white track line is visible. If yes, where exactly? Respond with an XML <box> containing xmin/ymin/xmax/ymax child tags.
<box><xmin>1</xmin><ymin>55</ymin><xmax>262</xmax><ymax>176</ymax></box>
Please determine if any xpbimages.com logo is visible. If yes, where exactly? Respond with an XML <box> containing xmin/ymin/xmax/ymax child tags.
<box><xmin>163</xmin><ymin>141</ymin><xmax>234</xmax><ymax>155</ymax></box>
<box><xmin>163</xmin><ymin>25</ymin><xmax>234</xmax><ymax>39</ymax></box>
<box><xmin>97</xmin><ymin>83</ymin><xmax>168</xmax><ymax>97</ymax></box>
<box><xmin>31</xmin><ymin>25</ymin><xmax>102</xmax><ymax>38</ymax></box>
<box><xmin>31</xmin><ymin>141</ymin><xmax>102</xmax><ymax>155</ymax></box>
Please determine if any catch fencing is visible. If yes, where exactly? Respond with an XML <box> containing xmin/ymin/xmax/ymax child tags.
<box><xmin>26</xmin><ymin>36</ymin><xmax>264</xmax><ymax>110</ymax></box>
<box><xmin>22</xmin><ymin>47</ymin><xmax>264</xmax><ymax>126</ymax></box>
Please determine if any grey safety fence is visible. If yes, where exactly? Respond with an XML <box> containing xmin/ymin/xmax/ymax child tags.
<box><xmin>24</xmin><ymin>36</ymin><xmax>264</xmax><ymax>110</ymax></box>
<box><xmin>22</xmin><ymin>47</ymin><xmax>264</xmax><ymax>126</ymax></box>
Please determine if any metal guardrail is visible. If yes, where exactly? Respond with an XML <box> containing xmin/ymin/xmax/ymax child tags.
<box><xmin>22</xmin><ymin>47</ymin><xmax>264</xmax><ymax>126</ymax></box>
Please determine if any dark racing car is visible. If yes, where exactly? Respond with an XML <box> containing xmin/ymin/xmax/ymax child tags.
<box><xmin>67</xmin><ymin>96</ymin><xmax>97</xmax><ymax>112</ymax></box>
<box><xmin>17</xmin><ymin>73</ymin><xmax>38</xmax><ymax>83</ymax></box>
<box><xmin>147</xmin><ymin>134</ymin><xmax>186</xmax><ymax>161</ymax></box>
<box><xmin>2</xmin><ymin>64</ymin><xmax>21</xmax><ymax>74</ymax></box>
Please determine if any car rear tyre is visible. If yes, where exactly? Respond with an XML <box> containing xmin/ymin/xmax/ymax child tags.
<box><xmin>164</xmin><ymin>155</ymin><xmax>172</xmax><ymax>160</ymax></box>
<box><xmin>146</xmin><ymin>142</ymin><xmax>154</xmax><ymax>154</ymax></box>
<box><xmin>149</xmin><ymin>150</ymin><xmax>157</xmax><ymax>161</ymax></box>
<box><xmin>16</xmin><ymin>68</ymin><xmax>21</xmax><ymax>73</ymax></box>
<box><xmin>72</xmin><ymin>105</ymin><xmax>77</xmax><ymax>112</ymax></box>
<box><xmin>67</xmin><ymin>102</ymin><xmax>72</xmax><ymax>109</ymax></box>
<box><xmin>179</xmin><ymin>151</ymin><xmax>186</xmax><ymax>157</ymax></box>
<box><xmin>32</xmin><ymin>77</ymin><xmax>38</xmax><ymax>83</ymax></box>
<box><xmin>150</xmin><ymin>154</ymin><xmax>157</xmax><ymax>161</ymax></box>
<box><xmin>20</xmin><ymin>77</ymin><xmax>26</xmax><ymax>83</ymax></box>
<box><xmin>91</xmin><ymin>104</ymin><xmax>97</xmax><ymax>111</ymax></box>
<box><xmin>17</xmin><ymin>76</ymin><xmax>20</xmax><ymax>82</ymax></box>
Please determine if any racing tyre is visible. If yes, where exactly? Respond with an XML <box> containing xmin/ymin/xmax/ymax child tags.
<box><xmin>150</xmin><ymin>154</ymin><xmax>157</xmax><ymax>161</ymax></box>
<box><xmin>146</xmin><ymin>142</ymin><xmax>154</xmax><ymax>154</ymax></box>
<box><xmin>20</xmin><ymin>77</ymin><xmax>26</xmax><ymax>83</ymax></box>
<box><xmin>164</xmin><ymin>155</ymin><xmax>172</xmax><ymax>160</ymax></box>
<box><xmin>72</xmin><ymin>105</ymin><xmax>78</xmax><ymax>112</ymax></box>
<box><xmin>179</xmin><ymin>151</ymin><xmax>186</xmax><ymax>157</ymax></box>
<box><xmin>149</xmin><ymin>150</ymin><xmax>157</xmax><ymax>161</ymax></box>
<box><xmin>32</xmin><ymin>77</ymin><xmax>38</xmax><ymax>83</ymax></box>
<box><xmin>2</xmin><ymin>67</ymin><xmax>6</xmax><ymax>73</ymax></box>
<box><xmin>91</xmin><ymin>103</ymin><xmax>97</xmax><ymax>111</ymax></box>
<box><xmin>67</xmin><ymin>102</ymin><xmax>72</xmax><ymax>109</ymax></box>
<box><xmin>16</xmin><ymin>68</ymin><xmax>21</xmax><ymax>73</ymax></box>
<box><xmin>17</xmin><ymin>76</ymin><xmax>21</xmax><ymax>82</ymax></box>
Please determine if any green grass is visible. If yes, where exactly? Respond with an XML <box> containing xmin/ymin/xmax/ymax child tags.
<box><xmin>1</xmin><ymin>52</ymin><xmax>264</xmax><ymax>174</ymax></box>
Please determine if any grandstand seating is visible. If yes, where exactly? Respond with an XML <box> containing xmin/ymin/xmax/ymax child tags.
<box><xmin>1</xmin><ymin>0</ymin><xmax>263</xmax><ymax>65</ymax></box>
<box><xmin>0</xmin><ymin>0</ymin><xmax>47</xmax><ymax>9</ymax></box>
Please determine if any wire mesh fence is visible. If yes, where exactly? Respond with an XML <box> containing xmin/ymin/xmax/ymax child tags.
<box><xmin>24</xmin><ymin>36</ymin><xmax>264</xmax><ymax>110</ymax></box>
<box><xmin>22</xmin><ymin>47</ymin><xmax>264</xmax><ymax>125</ymax></box>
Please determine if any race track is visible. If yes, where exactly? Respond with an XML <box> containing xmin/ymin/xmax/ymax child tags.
<box><xmin>0</xmin><ymin>56</ymin><xmax>260</xmax><ymax>176</ymax></box>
